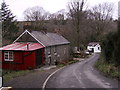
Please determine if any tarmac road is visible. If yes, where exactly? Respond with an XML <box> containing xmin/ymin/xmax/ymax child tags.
<box><xmin>46</xmin><ymin>54</ymin><xmax>119</xmax><ymax>89</ymax></box>
<box><xmin>3</xmin><ymin>68</ymin><xmax>59</xmax><ymax>88</ymax></box>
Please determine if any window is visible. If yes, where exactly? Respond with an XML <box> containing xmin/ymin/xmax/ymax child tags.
<box><xmin>98</xmin><ymin>47</ymin><xmax>100</xmax><ymax>50</ymax></box>
<box><xmin>4</xmin><ymin>51</ymin><xmax>13</xmax><ymax>61</ymax></box>
<box><xmin>64</xmin><ymin>48</ymin><xmax>66</xmax><ymax>54</ymax></box>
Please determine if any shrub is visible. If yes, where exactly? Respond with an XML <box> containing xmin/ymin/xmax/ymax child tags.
<box><xmin>101</xmin><ymin>31</ymin><xmax>120</xmax><ymax>66</ymax></box>
<box><xmin>95</xmin><ymin>58</ymin><xmax>120</xmax><ymax>80</ymax></box>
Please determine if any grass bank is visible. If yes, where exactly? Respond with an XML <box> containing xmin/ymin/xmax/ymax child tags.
<box><xmin>95</xmin><ymin>56</ymin><xmax>120</xmax><ymax>80</ymax></box>
<box><xmin>3</xmin><ymin>70</ymin><xmax>32</xmax><ymax>82</ymax></box>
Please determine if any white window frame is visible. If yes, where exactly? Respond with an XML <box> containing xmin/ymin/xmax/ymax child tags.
<box><xmin>4</xmin><ymin>51</ymin><xmax>14</xmax><ymax>61</ymax></box>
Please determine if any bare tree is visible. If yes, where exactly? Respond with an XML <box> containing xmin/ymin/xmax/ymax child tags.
<box><xmin>23</xmin><ymin>6</ymin><xmax>49</xmax><ymax>31</ymax></box>
<box><xmin>24</xmin><ymin>6</ymin><xmax>47</xmax><ymax>21</ymax></box>
<box><xmin>47</xmin><ymin>9</ymin><xmax>67</xmax><ymax>33</ymax></box>
<box><xmin>88</xmin><ymin>2</ymin><xmax>114</xmax><ymax>41</ymax></box>
<box><xmin>68</xmin><ymin>0</ymin><xmax>87</xmax><ymax>51</ymax></box>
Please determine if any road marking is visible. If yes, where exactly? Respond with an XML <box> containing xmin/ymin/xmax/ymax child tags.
<box><xmin>73</xmin><ymin>65</ymin><xmax>86</xmax><ymax>88</ymax></box>
<box><xmin>42</xmin><ymin>67</ymin><xmax>64</xmax><ymax>90</ymax></box>
<box><xmin>73</xmin><ymin>71</ymin><xmax>86</xmax><ymax>88</ymax></box>
<box><xmin>1</xmin><ymin>87</ymin><xmax>12</xmax><ymax>90</ymax></box>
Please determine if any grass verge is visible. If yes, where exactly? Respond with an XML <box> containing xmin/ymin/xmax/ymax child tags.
<box><xmin>95</xmin><ymin>57</ymin><xmax>120</xmax><ymax>80</ymax></box>
<box><xmin>3</xmin><ymin>70</ymin><xmax>32</xmax><ymax>82</ymax></box>
<box><xmin>57</xmin><ymin>54</ymin><xmax>91</xmax><ymax>68</ymax></box>
<box><xmin>57</xmin><ymin>59</ymin><xmax>79</xmax><ymax>67</ymax></box>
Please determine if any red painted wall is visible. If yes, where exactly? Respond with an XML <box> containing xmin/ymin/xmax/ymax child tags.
<box><xmin>2</xmin><ymin>51</ymin><xmax>37</xmax><ymax>70</ymax></box>
<box><xmin>23</xmin><ymin>51</ymin><xmax>36</xmax><ymax>69</ymax></box>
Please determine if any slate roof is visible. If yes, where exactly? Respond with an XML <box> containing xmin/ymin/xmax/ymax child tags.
<box><xmin>31</xmin><ymin>31</ymin><xmax>70</xmax><ymax>47</ymax></box>
<box><xmin>88</xmin><ymin>42</ymin><xmax>99</xmax><ymax>47</ymax></box>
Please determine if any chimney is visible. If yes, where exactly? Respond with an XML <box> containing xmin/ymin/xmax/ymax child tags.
<box><xmin>23</xmin><ymin>21</ymin><xmax>32</xmax><ymax>32</ymax></box>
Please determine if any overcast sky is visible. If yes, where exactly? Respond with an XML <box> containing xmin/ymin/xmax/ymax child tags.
<box><xmin>0</xmin><ymin>0</ymin><xmax>119</xmax><ymax>21</ymax></box>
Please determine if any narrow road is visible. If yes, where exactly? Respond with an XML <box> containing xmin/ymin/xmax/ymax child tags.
<box><xmin>3</xmin><ymin>68</ymin><xmax>58</xmax><ymax>88</ymax></box>
<box><xmin>46</xmin><ymin>54</ymin><xmax>119</xmax><ymax>88</ymax></box>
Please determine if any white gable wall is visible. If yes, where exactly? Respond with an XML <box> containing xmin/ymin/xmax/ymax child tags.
<box><xmin>87</xmin><ymin>44</ymin><xmax>101</xmax><ymax>53</ymax></box>
<box><xmin>94</xmin><ymin>44</ymin><xmax>101</xmax><ymax>53</ymax></box>
<box><xmin>87</xmin><ymin>46</ymin><xmax>93</xmax><ymax>51</ymax></box>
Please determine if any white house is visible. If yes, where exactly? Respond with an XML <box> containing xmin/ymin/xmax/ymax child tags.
<box><xmin>87</xmin><ymin>42</ymin><xmax>101</xmax><ymax>53</ymax></box>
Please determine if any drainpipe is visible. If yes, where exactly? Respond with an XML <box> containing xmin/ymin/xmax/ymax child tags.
<box><xmin>27</xmin><ymin>43</ymin><xmax>29</xmax><ymax>50</ymax></box>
